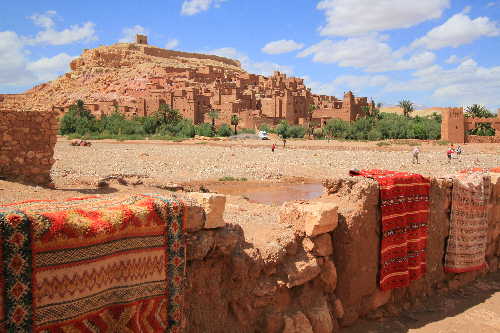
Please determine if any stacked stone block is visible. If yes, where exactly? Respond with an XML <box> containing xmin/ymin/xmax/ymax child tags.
<box><xmin>0</xmin><ymin>110</ymin><xmax>58</xmax><ymax>184</ymax></box>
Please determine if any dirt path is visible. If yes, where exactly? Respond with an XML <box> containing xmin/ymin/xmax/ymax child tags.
<box><xmin>345</xmin><ymin>272</ymin><xmax>500</xmax><ymax>333</ymax></box>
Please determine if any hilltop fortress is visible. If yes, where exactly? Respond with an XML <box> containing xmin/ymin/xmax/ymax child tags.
<box><xmin>0</xmin><ymin>34</ymin><xmax>374</xmax><ymax>128</ymax></box>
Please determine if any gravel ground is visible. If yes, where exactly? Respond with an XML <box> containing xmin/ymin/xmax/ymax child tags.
<box><xmin>51</xmin><ymin>140</ymin><xmax>499</xmax><ymax>184</ymax></box>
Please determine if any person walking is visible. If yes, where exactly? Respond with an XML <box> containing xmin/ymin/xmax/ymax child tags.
<box><xmin>447</xmin><ymin>145</ymin><xmax>454</xmax><ymax>163</ymax></box>
<box><xmin>272</xmin><ymin>143</ymin><xmax>276</xmax><ymax>153</ymax></box>
<box><xmin>456</xmin><ymin>145</ymin><xmax>462</xmax><ymax>158</ymax></box>
<box><xmin>412</xmin><ymin>146</ymin><xmax>420</xmax><ymax>164</ymax></box>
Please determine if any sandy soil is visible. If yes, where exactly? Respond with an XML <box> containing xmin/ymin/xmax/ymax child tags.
<box><xmin>345</xmin><ymin>271</ymin><xmax>500</xmax><ymax>333</ymax></box>
<box><xmin>50</xmin><ymin>139</ymin><xmax>499</xmax><ymax>186</ymax></box>
<box><xmin>1</xmin><ymin>137</ymin><xmax>498</xmax><ymax>212</ymax></box>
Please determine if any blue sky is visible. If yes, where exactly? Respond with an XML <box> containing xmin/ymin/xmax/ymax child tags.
<box><xmin>1</xmin><ymin>0</ymin><xmax>500</xmax><ymax>111</ymax></box>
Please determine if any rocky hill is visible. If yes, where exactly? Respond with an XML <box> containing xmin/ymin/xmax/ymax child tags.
<box><xmin>1</xmin><ymin>42</ymin><xmax>244</xmax><ymax>111</ymax></box>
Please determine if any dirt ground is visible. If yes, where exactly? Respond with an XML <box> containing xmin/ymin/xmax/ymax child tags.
<box><xmin>1</xmin><ymin>137</ymin><xmax>497</xmax><ymax>204</ymax></box>
<box><xmin>345</xmin><ymin>271</ymin><xmax>500</xmax><ymax>333</ymax></box>
<box><xmin>51</xmin><ymin>138</ymin><xmax>499</xmax><ymax>184</ymax></box>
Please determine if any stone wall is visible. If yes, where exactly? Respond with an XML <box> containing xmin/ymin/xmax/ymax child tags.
<box><xmin>185</xmin><ymin>174</ymin><xmax>500</xmax><ymax>332</ymax></box>
<box><xmin>142</xmin><ymin>46</ymin><xmax>241</xmax><ymax>68</ymax></box>
<box><xmin>0</xmin><ymin>110</ymin><xmax>58</xmax><ymax>184</ymax></box>
<box><xmin>323</xmin><ymin>174</ymin><xmax>500</xmax><ymax>327</ymax></box>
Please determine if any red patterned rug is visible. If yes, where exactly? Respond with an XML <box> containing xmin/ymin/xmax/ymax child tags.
<box><xmin>444</xmin><ymin>172</ymin><xmax>491</xmax><ymax>273</ymax></box>
<box><xmin>0</xmin><ymin>194</ymin><xmax>185</xmax><ymax>332</ymax></box>
<box><xmin>350</xmin><ymin>169</ymin><xmax>430</xmax><ymax>291</ymax></box>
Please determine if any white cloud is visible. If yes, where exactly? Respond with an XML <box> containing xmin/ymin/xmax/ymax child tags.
<box><xmin>411</xmin><ymin>13</ymin><xmax>500</xmax><ymax>50</ymax></box>
<box><xmin>445</xmin><ymin>55</ymin><xmax>460</xmax><ymax>64</ymax></box>
<box><xmin>29</xmin><ymin>10</ymin><xmax>56</xmax><ymax>29</ymax></box>
<box><xmin>385</xmin><ymin>59</ymin><xmax>500</xmax><ymax>107</ymax></box>
<box><xmin>305</xmin><ymin>74</ymin><xmax>389</xmax><ymax>96</ymax></box>
<box><xmin>181</xmin><ymin>0</ymin><xmax>227</xmax><ymax>15</ymax></box>
<box><xmin>207</xmin><ymin>47</ymin><xmax>293</xmax><ymax>76</ymax></box>
<box><xmin>119</xmin><ymin>25</ymin><xmax>147</xmax><ymax>43</ymax></box>
<box><xmin>0</xmin><ymin>31</ymin><xmax>36</xmax><ymax>86</ymax></box>
<box><xmin>487</xmin><ymin>2</ymin><xmax>497</xmax><ymax>7</ymax></box>
<box><xmin>316</xmin><ymin>0</ymin><xmax>450</xmax><ymax>36</ymax></box>
<box><xmin>26</xmin><ymin>53</ymin><xmax>75</xmax><ymax>82</ymax></box>
<box><xmin>165</xmin><ymin>38</ymin><xmax>179</xmax><ymax>49</ymax></box>
<box><xmin>28</xmin><ymin>11</ymin><xmax>97</xmax><ymax>45</ymax></box>
<box><xmin>262</xmin><ymin>40</ymin><xmax>304</xmax><ymax>55</ymax></box>
<box><xmin>445</xmin><ymin>55</ymin><xmax>471</xmax><ymax>64</ymax></box>
<box><xmin>298</xmin><ymin>35</ymin><xmax>435</xmax><ymax>72</ymax></box>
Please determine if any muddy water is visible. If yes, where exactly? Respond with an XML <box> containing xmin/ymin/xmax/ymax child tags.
<box><xmin>209</xmin><ymin>183</ymin><xmax>325</xmax><ymax>205</ymax></box>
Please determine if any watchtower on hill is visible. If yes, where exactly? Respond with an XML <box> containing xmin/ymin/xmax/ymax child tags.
<box><xmin>136</xmin><ymin>34</ymin><xmax>148</xmax><ymax>45</ymax></box>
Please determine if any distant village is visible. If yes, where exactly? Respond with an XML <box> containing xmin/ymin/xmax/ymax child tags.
<box><xmin>0</xmin><ymin>34</ymin><xmax>376</xmax><ymax>129</ymax></box>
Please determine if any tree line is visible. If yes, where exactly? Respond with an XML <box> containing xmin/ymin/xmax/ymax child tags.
<box><xmin>59</xmin><ymin>99</ymin><xmax>495</xmax><ymax>141</ymax></box>
<box><xmin>59</xmin><ymin>100</ymin><xmax>252</xmax><ymax>139</ymax></box>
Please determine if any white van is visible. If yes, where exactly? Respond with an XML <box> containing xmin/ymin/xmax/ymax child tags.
<box><xmin>258</xmin><ymin>131</ymin><xmax>270</xmax><ymax>140</ymax></box>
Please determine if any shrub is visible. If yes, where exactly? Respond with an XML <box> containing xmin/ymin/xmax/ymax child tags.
<box><xmin>218</xmin><ymin>176</ymin><xmax>248</xmax><ymax>181</ymax></box>
<box><xmin>194</xmin><ymin>123</ymin><xmax>214</xmax><ymax>137</ymax></box>
<box><xmin>258</xmin><ymin>124</ymin><xmax>272</xmax><ymax>133</ymax></box>
<box><xmin>217</xmin><ymin>124</ymin><xmax>233</xmax><ymax>137</ymax></box>
<box><xmin>288</xmin><ymin>125</ymin><xmax>306</xmax><ymax>138</ymax></box>
<box><xmin>313</xmin><ymin>128</ymin><xmax>324</xmax><ymax>139</ymax></box>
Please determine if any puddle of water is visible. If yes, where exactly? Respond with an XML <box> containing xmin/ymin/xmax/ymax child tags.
<box><xmin>211</xmin><ymin>183</ymin><xmax>325</xmax><ymax>205</ymax></box>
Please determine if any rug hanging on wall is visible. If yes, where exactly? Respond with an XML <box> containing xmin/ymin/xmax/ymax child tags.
<box><xmin>444</xmin><ymin>172</ymin><xmax>491</xmax><ymax>273</ymax></box>
<box><xmin>0</xmin><ymin>194</ymin><xmax>186</xmax><ymax>332</ymax></box>
<box><xmin>350</xmin><ymin>169</ymin><xmax>430</xmax><ymax>291</ymax></box>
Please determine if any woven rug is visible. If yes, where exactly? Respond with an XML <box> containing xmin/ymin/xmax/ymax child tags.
<box><xmin>444</xmin><ymin>172</ymin><xmax>491</xmax><ymax>273</ymax></box>
<box><xmin>350</xmin><ymin>169</ymin><xmax>430</xmax><ymax>291</ymax></box>
<box><xmin>0</xmin><ymin>194</ymin><xmax>185</xmax><ymax>332</ymax></box>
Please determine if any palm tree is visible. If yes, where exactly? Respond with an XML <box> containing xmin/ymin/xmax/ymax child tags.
<box><xmin>308</xmin><ymin>104</ymin><xmax>318</xmax><ymax>137</ymax></box>
<box><xmin>398</xmin><ymin>100</ymin><xmax>414</xmax><ymax>117</ymax></box>
<box><xmin>76</xmin><ymin>99</ymin><xmax>85</xmax><ymax>117</ymax></box>
<box><xmin>230</xmin><ymin>114</ymin><xmax>239</xmax><ymax>135</ymax></box>
<box><xmin>208</xmin><ymin>109</ymin><xmax>220</xmax><ymax>134</ymax></box>
<box><xmin>465</xmin><ymin>104</ymin><xmax>494</xmax><ymax>118</ymax></box>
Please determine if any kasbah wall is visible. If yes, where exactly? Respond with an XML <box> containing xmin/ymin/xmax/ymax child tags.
<box><xmin>441</xmin><ymin>107</ymin><xmax>500</xmax><ymax>143</ymax></box>
<box><xmin>182</xmin><ymin>174</ymin><xmax>500</xmax><ymax>333</ymax></box>
<box><xmin>0</xmin><ymin>110</ymin><xmax>58</xmax><ymax>184</ymax></box>
<box><xmin>0</xmin><ymin>34</ymin><xmax>375</xmax><ymax>128</ymax></box>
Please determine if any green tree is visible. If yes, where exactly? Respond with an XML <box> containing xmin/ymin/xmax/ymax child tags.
<box><xmin>59</xmin><ymin>100</ymin><xmax>97</xmax><ymax>135</ymax></box>
<box><xmin>76</xmin><ymin>99</ymin><xmax>85</xmax><ymax>116</ymax></box>
<box><xmin>398</xmin><ymin>100</ymin><xmax>414</xmax><ymax>118</ymax></box>
<box><xmin>276</xmin><ymin>120</ymin><xmax>290</xmax><ymax>147</ymax></box>
<box><xmin>230</xmin><ymin>114</ymin><xmax>239</xmax><ymax>135</ymax></box>
<box><xmin>323</xmin><ymin>119</ymin><xmax>350</xmax><ymax>139</ymax></box>
<box><xmin>465</xmin><ymin>105</ymin><xmax>496</xmax><ymax>136</ymax></box>
<box><xmin>207</xmin><ymin>109</ymin><xmax>220</xmax><ymax>134</ymax></box>
<box><xmin>156</xmin><ymin>103</ymin><xmax>182</xmax><ymax>127</ymax></box>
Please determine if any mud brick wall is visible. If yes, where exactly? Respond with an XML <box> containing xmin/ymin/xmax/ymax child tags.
<box><xmin>0</xmin><ymin>110</ymin><xmax>58</xmax><ymax>184</ymax></box>
<box><xmin>323</xmin><ymin>174</ymin><xmax>500</xmax><ymax>327</ymax></box>
<box><xmin>466</xmin><ymin>135</ymin><xmax>500</xmax><ymax>143</ymax></box>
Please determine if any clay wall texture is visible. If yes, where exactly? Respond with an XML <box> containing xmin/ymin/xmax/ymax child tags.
<box><xmin>324</xmin><ymin>175</ymin><xmax>500</xmax><ymax>327</ymax></box>
<box><xmin>185</xmin><ymin>174</ymin><xmax>500</xmax><ymax>332</ymax></box>
<box><xmin>0</xmin><ymin>110</ymin><xmax>58</xmax><ymax>184</ymax></box>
